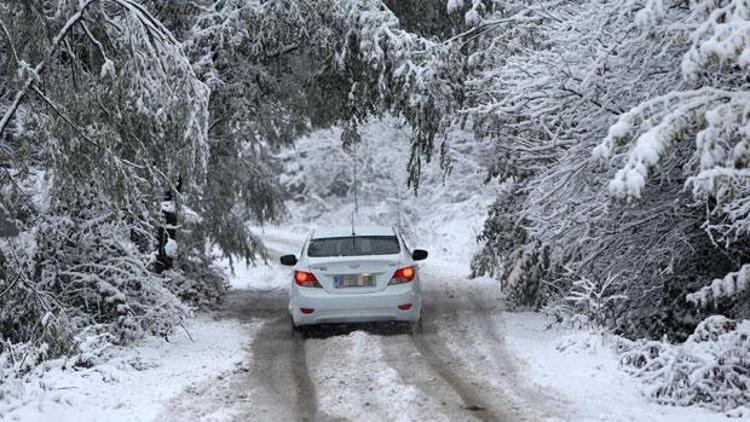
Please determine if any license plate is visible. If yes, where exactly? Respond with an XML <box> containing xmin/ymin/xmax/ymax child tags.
<box><xmin>334</xmin><ymin>273</ymin><xmax>375</xmax><ymax>288</ymax></box>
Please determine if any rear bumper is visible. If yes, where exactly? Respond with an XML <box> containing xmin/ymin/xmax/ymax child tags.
<box><xmin>290</xmin><ymin>284</ymin><xmax>421</xmax><ymax>326</ymax></box>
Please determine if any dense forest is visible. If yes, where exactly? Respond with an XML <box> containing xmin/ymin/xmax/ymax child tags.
<box><xmin>1</xmin><ymin>0</ymin><xmax>748</xmax><ymax>413</ymax></box>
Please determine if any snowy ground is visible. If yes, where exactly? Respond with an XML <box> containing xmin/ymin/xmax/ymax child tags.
<box><xmin>1</xmin><ymin>120</ymin><xmax>740</xmax><ymax>421</ymax></box>
<box><xmin>502</xmin><ymin>313</ymin><xmax>733</xmax><ymax>422</ymax></box>
<box><xmin>1</xmin><ymin>317</ymin><xmax>260</xmax><ymax>422</ymax></box>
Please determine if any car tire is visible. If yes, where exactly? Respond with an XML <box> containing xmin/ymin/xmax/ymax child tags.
<box><xmin>408</xmin><ymin>317</ymin><xmax>423</xmax><ymax>335</ymax></box>
<box><xmin>291</xmin><ymin>318</ymin><xmax>308</xmax><ymax>338</ymax></box>
<box><xmin>291</xmin><ymin>316</ymin><xmax>300</xmax><ymax>334</ymax></box>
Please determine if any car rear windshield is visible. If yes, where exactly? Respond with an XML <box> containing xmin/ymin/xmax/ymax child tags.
<box><xmin>307</xmin><ymin>236</ymin><xmax>401</xmax><ymax>257</ymax></box>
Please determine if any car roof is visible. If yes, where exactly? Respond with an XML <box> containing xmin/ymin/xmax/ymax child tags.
<box><xmin>311</xmin><ymin>225</ymin><xmax>395</xmax><ymax>239</ymax></box>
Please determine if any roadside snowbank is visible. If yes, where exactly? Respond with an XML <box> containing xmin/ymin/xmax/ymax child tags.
<box><xmin>502</xmin><ymin>312</ymin><xmax>739</xmax><ymax>421</ymax></box>
<box><xmin>219</xmin><ymin>249</ymin><xmax>296</xmax><ymax>291</ymax></box>
<box><xmin>1</xmin><ymin>317</ymin><xmax>259</xmax><ymax>422</ymax></box>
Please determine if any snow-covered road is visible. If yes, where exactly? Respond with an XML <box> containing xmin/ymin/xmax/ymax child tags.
<box><xmin>160</xmin><ymin>229</ymin><xmax>565</xmax><ymax>422</ymax></box>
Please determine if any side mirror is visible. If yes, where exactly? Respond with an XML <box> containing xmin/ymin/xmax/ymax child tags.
<box><xmin>280</xmin><ymin>254</ymin><xmax>298</xmax><ymax>266</ymax></box>
<box><xmin>412</xmin><ymin>249</ymin><xmax>428</xmax><ymax>261</ymax></box>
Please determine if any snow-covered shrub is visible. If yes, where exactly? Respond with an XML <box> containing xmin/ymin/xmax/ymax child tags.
<box><xmin>557</xmin><ymin>272</ymin><xmax>628</xmax><ymax>332</ymax></box>
<box><xmin>5</xmin><ymin>197</ymin><xmax>187</xmax><ymax>347</ymax></box>
<box><xmin>501</xmin><ymin>241</ymin><xmax>552</xmax><ymax>309</ymax></box>
<box><xmin>473</xmin><ymin>208</ymin><xmax>553</xmax><ymax>309</ymax></box>
<box><xmin>467</xmin><ymin>1</ymin><xmax>662</xmax><ymax>319</ymax></box>
<box><xmin>472</xmin><ymin>182</ymin><xmax>560</xmax><ymax>310</ymax></box>
<box><xmin>0</xmin><ymin>239</ymin><xmax>72</xmax><ymax>361</ymax></box>
<box><xmin>0</xmin><ymin>198</ymin><xmax>188</xmax><ymax>403</ymax></box>
<box><xmin>620</xmin><ymin>316</ymin><xmax>750</xmax><ymax>411</ymax></box>
<box><xmin>0</xmin><ymin>341</ymin><xmax>51</xmax><ymax>405</ymax></box>
<box><xmin>163</xmin><ymin>263</ymin><xmax>229</xmax><ymax>309</ymax></box>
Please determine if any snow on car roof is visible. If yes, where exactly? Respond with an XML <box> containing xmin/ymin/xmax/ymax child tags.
<box><xmin>311</xmin><ymin>225</ymin><xmax>395</xmax><ymax>239</ymax></box>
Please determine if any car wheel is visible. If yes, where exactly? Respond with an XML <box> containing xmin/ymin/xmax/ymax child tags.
<box><xmin>408</xmin><ymin>317</ymin><xmax>423</xmax><ymax>335</ymax></box>
<box><xmin>291</xmin><ymin>318</ymin><xmax>308</xmax><ymax>338</ymax></box>
<box><xmin>290</xmin><ymin>316</ymin><xmax>300</xmax><ymax>335</ymax></box>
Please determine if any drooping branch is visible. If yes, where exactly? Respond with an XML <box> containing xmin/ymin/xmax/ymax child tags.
<box><xmin>0</xmin><ymin>0</ymin><xmax>185</xmax><ymax>140</ymax></box>
<box><xmin>80</xmin><ymin>21</ymin><xmax>109</xmax><ymax>63</ymax></box>
<box><xmin>0</xmin><ymin>0</ymin><xmax>99</xmax><ymax>138</ymax></box>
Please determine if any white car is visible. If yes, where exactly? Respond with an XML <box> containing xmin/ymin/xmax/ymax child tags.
<box><xmin>280</xmin><ymin>226</ymin><xmax>428</xmax><ymax>332</ymax></box>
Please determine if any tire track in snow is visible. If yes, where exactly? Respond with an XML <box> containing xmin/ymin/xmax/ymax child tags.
<box><xmin>246</xmin><ymin>228</ymin><xmax>321</xmax><ymax>421</ymax></box>
<box><xmin>249</xmin><ymin>229</ymin><xmax>319</xmax><ymax>420</ymax></box>
<box><xmin>162</xmin><ymin>285</ymin><xmax>320</xmax><ymax>421</ymax></box>
<box><xmin>410</xmin><ymin>300</ymin><xmax>504</xmax><ymax>422</ymax></box>
<box><xmin>292</xmin><ymin>330</ymin><xmax>318</xmax><ymax>421</ymax></box>
<box><xmin>306</xmin><ymin>329</ymin><xmax>457</xmax><ymax>421</ymax></box>
<box><xmin>378</xmin><ymin>333</ymin><xmax>483</xmax><ymax>421</ymax></box>
<box><xmin>242</xmin><ymin>314</ymin><xmax>318</xmax><ymax>422</ymax></box>
<box><xmin>406</xmin><ymin>269</ymin><xmax>566</xmax><ymax>422</ymax></box>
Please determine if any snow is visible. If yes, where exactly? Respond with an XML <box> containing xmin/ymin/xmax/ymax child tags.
<box><xmin>617</xmin><ymin>316</ymin><xmax>749</xmax><ymax>412</ymax></box>
<box><xmin>217</xmin><ymin>229</ymin><xmax>303</xmax><ymax>292</ymax></box>
<box><xmin>464</xmin><ymin>8</ymin><xmax>481</xmax><ymax>25</ymax></box>
<box><xmin>687</xmin><ymin>263</ymin><xmax>750</xmax><ymax>307</ymax></box>
<box><xmin>164</xmin><ymin>238</ymin><xmax>177</xmax><ymax>258</ymax></box>
<box><xmin>682</xmin><ymin>0</ymin><xmax>750</xmax><ymax>80</ymax></box>
<box><xmin>306</xmin><ymin>331</ymin><xmax>451</xmax><ymax>422</ymax></box>
<box><xmin>608</xmin><ymin>124</ymin><xmax>670</xmax><ymax>199</ymax></box>
<box><xmin>501</xmin><ymin>312</ymin><xmax>735</xmax><ymax>422</ymax></box>
<box><xmin>4</xmin><ymin>0</ymin><xmax>750</xmax><ymax>417</ymax></box>
<box><xmin>100</xmin><ymin>59</ymin><xmax>116</xmax><ymax>79</ymax></box>
<box><xmin>634</xmin><ymin>0</ymin><xmax>665</xmax><ymax>31</ymax></box>
<box><xmin>446</xmin><ymin>0</ymin><xmax>464</xmax><ymax>14</ymax></box>
<box><xmin>1</xmin><ymin>317</ymin><xmax>259</xmax><ymax>422</ymax></box>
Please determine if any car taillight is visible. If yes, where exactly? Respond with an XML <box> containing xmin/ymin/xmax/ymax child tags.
<box><xmin>295</xmin><ymin>271</ymin><xmax>322</xmax><ymax>288</ymax></box>
<box><xmin>389</xmin><ymin>266</ymin><xmax>416</xmax><ymax>285</ymax></box>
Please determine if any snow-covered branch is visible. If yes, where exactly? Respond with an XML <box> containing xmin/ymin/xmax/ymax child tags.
<box><xmin>687</xmin><ymin>264</ymin><xmax>750</xmax><ymax>308</ymax></box>
<box><xmin>0</xmin><ymin>0</ymin><xmax>98</xmax><ymax>137</ymax></box>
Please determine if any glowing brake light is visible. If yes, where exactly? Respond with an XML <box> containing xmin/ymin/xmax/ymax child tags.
<box><xmin>389</xmin><ymin>266</ymin><xmax>416</xmax><ymax>285</ymax></box>
<box><xmin>295</xmin><ymin>271</ymin><xmax>322</xmax><ymax>288</ymax></box>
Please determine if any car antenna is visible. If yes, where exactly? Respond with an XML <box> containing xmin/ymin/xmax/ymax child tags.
<box><xmin>351</xmin><ymin>210</ymin><xmax>356</xmax><ymax>236</ymax></box>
